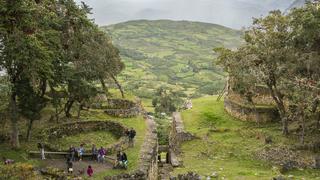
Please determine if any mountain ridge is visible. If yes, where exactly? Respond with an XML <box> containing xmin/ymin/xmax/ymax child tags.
<box><xmin>104</xmin><ymin>19</ymin><xmax>239</xmax><ymax>32</ymax></box>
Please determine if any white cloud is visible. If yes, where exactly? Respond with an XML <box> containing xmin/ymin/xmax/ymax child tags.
<box><xmin>75</xmin><ymin>0</ymin><xmax>294</xmax><ymax>29</ymax></box>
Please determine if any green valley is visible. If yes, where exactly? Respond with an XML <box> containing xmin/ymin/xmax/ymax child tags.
<box><xmin>102</xmin><ymin>20</ymin><xmax>243</xmax><ymax>98</ymax></box>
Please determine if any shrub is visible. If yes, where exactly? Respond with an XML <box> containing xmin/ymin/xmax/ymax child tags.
<box><xmin>0</xmin><ymin>163</ymin><xmax>39</xmax><ymax>180</ymax></box>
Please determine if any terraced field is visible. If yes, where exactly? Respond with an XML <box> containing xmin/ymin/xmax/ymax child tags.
<box><xmin>102</xmin><ymin>20</ymin><xmax>243</xmax><ymax>98</ymax></box>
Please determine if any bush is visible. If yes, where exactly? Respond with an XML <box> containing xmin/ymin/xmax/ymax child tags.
<box><xmin>0</xmin><ymin>163</ymin><xmax>39</xmax><ymax>180</ymax></box>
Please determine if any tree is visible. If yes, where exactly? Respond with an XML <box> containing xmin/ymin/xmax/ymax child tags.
<box><xmin>16</xmin><ymin>77</ymin><xmax>47</xmax><ymax>141</ymax></box>
<box><xmin>215</xmin><ymin>3</ymin><xmax>320</xmax><ymax>136</ymax></box>
<box><xmin>64</xmin><ymin>69</ymin><xmax>98</xmax><ymax>118</ymax></box>
<box><xmin>0</xmin><ymin>0</ymin><xmax>58</xmax><ymax>148</ymax></box>
<box><xmin>243</xmin><ymin>11</ymin><xmax>296</xmax><ymax>135</ymax></box>
<box><xmin>287</xmin><ymin>2</ymin><xmax>320</xmax><ymax>141</ymax></box>
<box><xmin>0</xmin><ymin>0</ymin><xmax>125</xmax><ymax>147</ymax></box>
<box><xmin>48</xmin><ymin>1</ymin><xmax>125</xmax><ymax>118</ymax></box>
<box><xmin>152</xmin><ymin>87</ymin><xmax>185</xmax><ymax>115</ymax></box>
<box><xmin>76</xmin><ymin>27</ymin><xmax>125</xmax><ymax>97</ymax></box>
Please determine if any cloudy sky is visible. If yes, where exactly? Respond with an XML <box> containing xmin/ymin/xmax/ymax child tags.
<box><xmin>75</xmin><ymin>0</ymin><xmax>296</xmax><ymax>29</ymax></box>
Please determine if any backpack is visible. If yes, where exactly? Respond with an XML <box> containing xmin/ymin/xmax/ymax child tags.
<box><xmin>131</xmin><ymin>130</ymin><xmax>136</xmax><ymax>138</ymax></box>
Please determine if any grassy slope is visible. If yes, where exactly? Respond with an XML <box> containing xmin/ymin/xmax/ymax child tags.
<box><xmin>102</xmin><ymin>20</ymin><xmax>243</xmax><ymax>98</ymax></box>
<box><xmin>173</xmin><ymin>96</ymin><xmax>320</xmax><ymax>179</ymax></box>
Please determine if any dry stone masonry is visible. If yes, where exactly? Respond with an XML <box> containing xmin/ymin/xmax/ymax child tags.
<box><xmin>224</xmin><ymin>97</ymin><xmax>279</xmax><ymax>123</ymax></box>
<box><xmin>169</xmin><ymin>112</ymin><xmax>196</xmax><ymax>167</ymax></box>
<box><xmin>104</xmin><ymin>99</ymin><xmax>142</xmax><ymax>118</ymax></box>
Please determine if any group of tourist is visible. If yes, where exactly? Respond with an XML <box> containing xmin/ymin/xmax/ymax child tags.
<box><xmin>91</xmin><ymin>144</ymin><xmax>107</xmax><ymax>163</ymax></box>
<box><xmin>68</xmin><ymin>144</ymin><xmax>113</xmax><ymax>164</ymax></box>
<box><xmin>34</xmin><ymin>127</ymin><xmax>137</xmax><ymax>177</ymax></box>
<box><xmin>125</xmin><ymin>128</ymin><xmax>136</xmax><ymax>147</ymax></box>
<box><xmin>66</xmin><ymin>150</ymin><xmax>128</xmax><ymax>177</ymax></box>
<box><xmin>68</xmin><ymin>144</ymin><xmax>85</xmax><ymax>161</ymax></box>
<box><xmin>65</xmin><ymin>143</ymin><xmax>129</xmax><ymax>175</ymax></box>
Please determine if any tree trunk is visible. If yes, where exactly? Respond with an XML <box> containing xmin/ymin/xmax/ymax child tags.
<box><xmin>9</xmin><ymin>93</ymin><xmax>20</xmax><ymax>149</ymax></box>
<box><xmin>99</xmin><ymin>77</ymin><xmax>108</xmax><ymax>93</ymax></box>
<box><xmin>317</xmin><ymin>112</ymin><xmax>320</xmax><ymax>129</ymax></box>
<box><xmin>268</xmin><ymin>85</ymin><xmax>288</xmax><ymax>135</ymax></box>
<box><xmin>300</xmin><ymin>108</ymin><xmax>306</xmax><ymax>144</ymax></box>
<box><xmin>281</xmin><ymin>115</ymin><xmax>289</xmax><ymax>135</ymax></box>
<box><xmin>26</xmin><ymin>118</ymin><xmax>34</xmax><ymax>142</ymax></box>
<box><xmin>64</xmin><ymin>100</ymin><xmax>74</xmax><ymax>118</ymax></box>
<box><xmin>77</xmin><ymin>102</ymin><xmax>83</xmax><ymax>120</ymax></box>
<box><xmin>111</xmin><ymin>75</ymin><xmax>124</xmax><ymax>98</ymax></box>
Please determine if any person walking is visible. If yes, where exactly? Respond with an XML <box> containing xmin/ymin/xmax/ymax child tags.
<box><xmin>78</xmin><ymin>144</ymin><xmax>85</xmax><ymax>161</ymax></box>
<box><xmin>69</xmin><ymin>145</ymin><xmax>76</xmax><ymax>161</ymax></box>
<box><xmin>91</xmin><ymin>144</ymin><xmax>98</xmax><ymax>161</ymax></box>
<box><xmin>124</xmin><ymin>128</ymin><xmax>130</xmax><ymax>143</ymax></box>
<box><xmin>128</xmin><ymin>128</ymin><xmax>136</xmax><ymax>147</ymax></box>
<box><xmin>37</xmin><ymin>142</ymin><xmax>45</xmax><ymax>160</ymax></box>
<box><xmin>97</xmin><ymin>146</ymin><xmax>106</xmax><ymax>163</ymax></box>
<box><xmin>67</xmin><ymin>158</ymin><xmax>73</xmax><ymax>174</ymax></box>
<box><xmin>87</xmin><ymin>165</ymin><xmax>94</xmax><ymax>177</ymax></box>
<box><xmin>119</xmin><ymin>152</ymin><xmax>128</xmax><ymax>169</ymax></box>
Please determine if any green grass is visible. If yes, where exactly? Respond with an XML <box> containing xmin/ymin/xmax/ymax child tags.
<box><xmin>0</xmin><ymin>144</ymin><xmax>41</xmax><ymax>167</ymax></box>
<box><xmin>141</xmin><ymin>98</ymin><xmax>154</xmax><ymax>113</ymax></box>
<box><xmin>102</xmin><ymin>20</ymin><xmax>243</xmax><ymax>98</ymax></box>
<box><xmin>50</xmin><ymin>131</ymin><xmax>118</xmax><ymax>151</ymax></box>
<box><xmin>173</xmin><ymin>96</ymin><xmax>320</xmax><ymax>179</ymax></box>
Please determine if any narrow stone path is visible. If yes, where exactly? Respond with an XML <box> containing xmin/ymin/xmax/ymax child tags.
<box><xmin>159</xmin><ymin>163</ymin><xmax>173</xmax><ymax>180</ymax></box>
<box><xmin>172</xmin><ymin>112</ymin><xmax>185</xmax><ymax>132</ymax></box>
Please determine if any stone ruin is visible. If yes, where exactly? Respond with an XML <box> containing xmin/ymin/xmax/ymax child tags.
<box><xmin>224</xmin><ymin>84</ymin><xmax>280</xmax><ymax>123</ymax></box>
<box><xmin>39</xmin><ymin>120</ymin><xmax>129</xmax><ymax>153</ymax></box>
<box><xmin>168</xmin><ymin>112</ymin><xmax>197</xmax><ymax>167</ymax></box>
<box><xmin>104</xmin><ymin>99</ymin><xmax>142</xmax><ymax>118</ymax></box>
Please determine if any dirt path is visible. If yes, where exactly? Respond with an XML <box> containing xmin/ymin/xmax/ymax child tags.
<box><xmin>41</xmin><ymin>159</ymin><xmax>114</xmax><ymax>176</ymax></box>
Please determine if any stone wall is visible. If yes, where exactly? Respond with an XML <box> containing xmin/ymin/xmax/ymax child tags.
<box><xmin>227</xmin><ymin>92</ymin><xmax>274</xmax><ymax>106</ymax></box>
<box><xmin>104</xmin><ymin>116</ymin><xmax>159</xmax><ymax>180</ymax></box>
<box><xmin>104</xmin><ymin>108</ymin><xmax>140</xmax><ymax>118</ymax></box>
<box><xmin>40</xmin><ymin>120</ymin><xmax>129</xmax><ymax>153</ymax></box>
<box><xmin>105</xmin><ymin>99</ymin><xmax>137</xmax><ymax>109</ymax></box>
<box><xmin>169</xmin><ymin>112</ymin><xmax>196</xmax><ymax>167</ymax></box>
<box><xmin>139</xmin><ymin>115</ymin><xmax>158</xmax><ymax>180</ymax></box>
<box><xmin>104</xmin><ymin>99</ymin><xmax>141</xmax><ymax>118</ymax></box>
<box><xmin>224</xmin><ymin>97</ymin><xmax>279</xmax><ymax>123</ymax></box>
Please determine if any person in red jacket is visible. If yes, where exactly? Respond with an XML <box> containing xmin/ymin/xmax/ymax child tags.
<box><xmin>87</xmin><ymin>165</ymin><xmax>93</xmax><ymax>177</ymax></box>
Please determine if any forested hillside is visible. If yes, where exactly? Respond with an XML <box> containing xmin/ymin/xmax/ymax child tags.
<box><xmin>102</xmin><ymin>20</ymin><xmax>243</xmax><ymax>98</ymax></box>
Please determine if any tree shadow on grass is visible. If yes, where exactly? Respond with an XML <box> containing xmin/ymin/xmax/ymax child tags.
<box><xmin>199</xmin><ymin>112</ymin><xmax>226</xmax><ymax>129</ymax></box>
